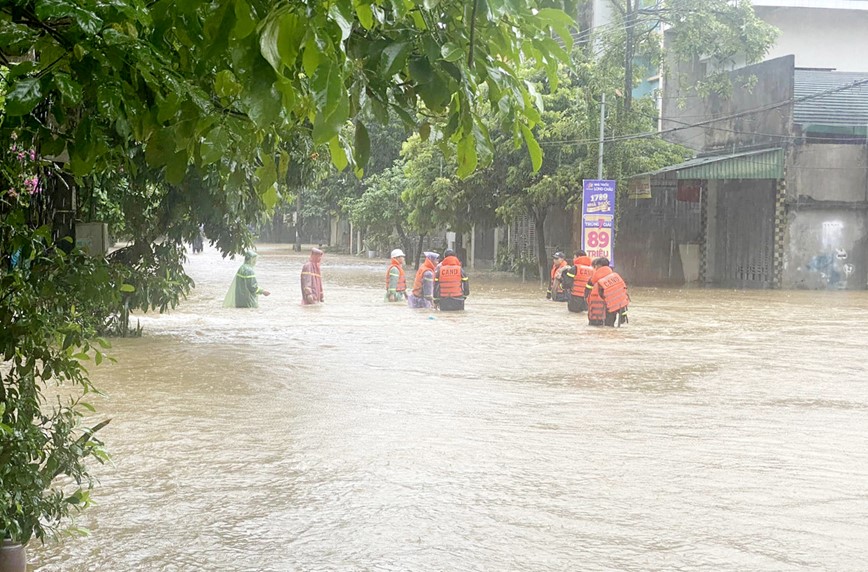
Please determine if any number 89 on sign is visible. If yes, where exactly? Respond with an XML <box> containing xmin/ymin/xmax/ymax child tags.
<box><xmin>583</xmin><ymin>227</ymin><xmax>612</xmax><ymax>258</ymax></box>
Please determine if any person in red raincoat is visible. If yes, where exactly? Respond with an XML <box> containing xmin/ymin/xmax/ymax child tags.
<box><xmin>301</xmin><ymin>248</ymin><xmax>324</xmax><ymax>305</ymax></box>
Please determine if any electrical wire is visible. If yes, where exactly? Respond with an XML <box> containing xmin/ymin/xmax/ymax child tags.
<box><xmin>537</xmin><ymin>76</ymin><xmax>868</xmax><ymax>148</ymax></box>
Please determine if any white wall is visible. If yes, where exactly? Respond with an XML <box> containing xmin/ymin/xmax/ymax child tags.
<box><xmin>591</xmin><ymin>0</ymin><xmax>614</xmax><ymax>30</ymax></box>
<box><xmin>753</xmin><ymin>0</ymin><xmax>868</xmax><ymax>9</ymax></box>
<box><xmin>755</xmin><ymin>6</ymin><xmax>868</xmax><ymax>72</ymax></box>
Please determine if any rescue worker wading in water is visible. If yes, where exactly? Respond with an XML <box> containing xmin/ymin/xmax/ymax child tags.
<box><xmin>385</xmin><ymin>248</ymin><xmax>407</xmax><ymax>302</ymax></box>
<box><xmin>434</xmin><ymin>248</ymin><xmax>469</xmax><ymax>311</ymax></box>
<box><xmin>585</xmin><ymin>257</ymin><xmax>629</xmax><ymax>327</ymax></box>
<box><xmin>561</xmin><ymin>249</ymin><xmax>594</xmax><ymax>313</ymax></box>
<box><xmin>546</xmin><ymin>252</ymin><xmax>569</xmax><ymax>302</ymax></box>
<box><xmin>408</xmin><ymin>251</ymin><xmax>439</xmax><ymax>309</ymax></box>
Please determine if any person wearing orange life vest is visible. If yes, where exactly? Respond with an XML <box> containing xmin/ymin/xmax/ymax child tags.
<box><xmin>434</xmin><ymin>248</ymin><xmax>469</xmax><ymax>311</ymax></box>
<box><xmin>408</xmin><ymin>251</ymin><xmax>439</xmax><ymax>309</ymax></box>
<box><xmin>385</xmin><ymin>248</ymin><xmax>407</xmax><ymax>302</ymax></box>
<box><xmin>561</xmin><ymin>249</ymin><xmax>594</xmax><ymax>313</ymax></box>
<box><xmin>585</xmin><ymin>257</ymin><xmax>629</xmax><ymax>327</ymax></box>
<box><xmin>546</xmin><ymin>251</ymin><xmax>568</xmax><ymax>302</ymax></box>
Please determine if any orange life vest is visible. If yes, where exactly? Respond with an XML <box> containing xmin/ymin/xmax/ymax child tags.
<box><xmin>597</xmin><ymin>271</ymin><xmax>629</xmax><ymax>312</ymax></box>
<box><xmin>570</xmin><ymin>256</ymin><xmax>594</xmax><ymax>297</ymax></box>
<box><xmin>437</xmin><ymin>256</ymin><xmax>464</xmax><ymax>298</ymax></box>
<box><xmin>586</xmin><ymin>266</ymin><xmax>610</xmax><ymax>322</ymax></box>
<box><xmin>413</xmin><ymin>258</ymin><xmax>436</xmax><ymax>297</ymax></box>
<box><xmin>386</xmin><ymin>259</ymin><xmax>406</xmax><ymax>292</ymax></box>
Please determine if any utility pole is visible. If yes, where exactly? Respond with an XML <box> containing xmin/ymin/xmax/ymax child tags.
<box><xmin>597</xmin><ymin>93</ymin><xmax>606</xmax><ymax>179</ymax></box>
<box><xmin>624</xmin><ymin>0</ymin><xmax>635</xmax><ymax>112</ymax></box>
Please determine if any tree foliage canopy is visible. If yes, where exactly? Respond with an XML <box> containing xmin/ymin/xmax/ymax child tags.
<box><xmin>2</xmin><ymin>0</ymin><xmax>575</xmax><ymax>231</ymax></box>
<box><xmin>1</xmin><ymin>0</ymin><xmax>578</xmax><ymax>544</ymax></box>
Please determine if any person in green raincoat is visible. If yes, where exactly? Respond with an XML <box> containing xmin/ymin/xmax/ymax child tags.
<box><xmin>224</xmin><ymin>251</ymin><xmax>270</xmax><ymax>308</ymax></box>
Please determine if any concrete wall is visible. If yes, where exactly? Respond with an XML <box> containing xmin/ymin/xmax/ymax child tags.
<box><xmin>755</xmin><ymin>7</ymin><xmax>868</xmax><ymax>73</ymax></box>
<box><xmin>662</xmin><ymin>52</ymin><xmax>795</xmax><ymax>152</ymax></box>
<box><xmin>788</xmin><ymin>144</ymin><xmax>868</xmax><ymax>203</ymax></box>
<box><xmin>784</xmin><ymin>210</ymin><xmax>868</xmax><ymax>289</ymax></box>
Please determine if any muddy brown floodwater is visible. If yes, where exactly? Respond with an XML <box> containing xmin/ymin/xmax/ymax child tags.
<box><xmin>32</xmin><ymin>244</ymin><xmax>868</xmax><ymax>571</ymax></box>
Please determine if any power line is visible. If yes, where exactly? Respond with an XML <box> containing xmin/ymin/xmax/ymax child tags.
<box><xmin>641</xmin><ymin>110</ymin><xmax>868</xmax><ymax>145</ymax></box>
<box><xmin>538</xmin><ymin>76</ymin><xmax>868</xmax><ymax>148</ymax></box>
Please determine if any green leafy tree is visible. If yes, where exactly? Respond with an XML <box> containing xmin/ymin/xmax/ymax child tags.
<box><xmin>1</xmin><ymin>177</ymin><xmax>112</xmax><ymax>544</ymax></box>
<box><xmin>1</xmin><ymin>0</ymin><xmax>578</xmax><ymax>545</ymax></box>
<box><xmin>344</xmin><ymin>161</ymin><xmax>411</xmax><ymax>256</ymax></box>
<box><xmin>592</xmin><ymin>0</ymin><xmax>778</xmax><ymax>111</ymax></box>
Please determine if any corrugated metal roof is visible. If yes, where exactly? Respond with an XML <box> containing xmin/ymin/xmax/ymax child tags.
<box><xmin>642</xmin><ymin>148</ymin><xmax>784</xmax><ymax>180</ymax></box>
<box><xmin>794</xmin><ymin>69</ymin><xmax>868</xmax><ymax>128</ymax></box>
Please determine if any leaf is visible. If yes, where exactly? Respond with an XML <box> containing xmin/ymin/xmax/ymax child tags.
<box><xmin>215</xmin><ymin>70</ymin><xmax>242</xmax><ymax>98</ymax></box>
<box><xmin>278</xmin><ymin>12</ymin><xmax>303</xmax><ymax>67</ymax></box>
<box><xmin>260</xmin><ymin>184</ymin><xmax>279</xmax><ymax>210</ymax></box>
<box><xmin>329</xmin><ymin>1</ymin><xmax>353</xmax><ymax>43</ymax></box>
<box><xmin>328</xmin><ymin>136</ymin><xmax>349</xmax><ymax>171</ymax></box>
<box><xmin>234</xmin><ymin>0</ymin><xmax>256</xmax><ymax>39</ymax></box>
<box><xmin>440</xmin><ymin>42</ymin><xmax>463</xmax><ymax>62</ymax></box>
<box><xmin>302</xmin><ymin>37</ymin><xmax>321</xmax><ymax>76</ymax></box>
<box><xmin>275</xmin><ymin>76</ymin><xmax>298</xmax><ymax>111</ymax></box>
<box><xmin>312</xmin><ymin>90</ymin><xmax>349</xmax><ymax>144</ymax></box>
<box><xmin>456</xmin><ymin>133</ymin><xmax>477</xmax><ymax>179</ymax></box>
<box><xmin>241</xmin><ymin>83</ymin><xmax>282</xmax><ymax>127</ymax></box>
<box><xmin>36</xmin><ymin>0</ymin><xmax>103</xmax><ymax>35</ymax></box>
<box><xmin>278</xmin><ymin>149</ymin><xmax>290</xmax><ymax>179</ymax></box>
<box><xmin>256</xmin><ymin>153</ymin><xmax>277</xmax><ymax>192</ymax></box>
<box><xmin>520</xmin><ymin>123</ymin><xmax>542</xmax><ymax>172</ymax></box>
<box><xmin>259</xmin><ymin>185</ymin><xmax>280</xmax><ymax>211</ymax></box>
<box><xmin>536</xmin><ymin>8</ymin><xmax>575</xmax><ymax>52</ymax></box>
<box><xmin>0</xmin><ymin>19</ymin><xmax>37</xmax><ymax>51</ymax></box>
<box><xmin>353</xmin><ymin>121</ymin><xmax>370</xmax><ymax>167</ymax></box>
<box><xmin>408</xmin><ymin>56</ymin><xmax>434</xmax><ymax>84</ymax></box>
<box><xmin>259</xmin><ymin>14</ymin><xmax>282</xmax><ymax>71</ymax></box>
<box><xmin>5</xmin><ymin>77</ymin><xmax>43</xmax><ymax>116</ymax></box>
<box><xmin>54</xmin><ymin>72</ymin><xmax>82</xmax><ymax>106</ymax></box>
<box><xmin>165</xmin><ymin>150</ymin><xmax>188</xmax><ymax>184</ymax></box>
<box><xmin>417</xmin><ymin>75</ymin><xmax>450</xmax><ymax>111</ymax></box>
<box><xmin>382</xmin><ymin>41</ymin><xmax>410</xmax><ymax>76</ymax></box>
<box><xmin>311</xmin><ymin>62</ymin><xmax>343</xmax><ymax>117</ymax></box>
<box><xmin>201</xmin><ymin>125</ymin><xmax>228</xmax><ymax>165</ymax></box>
<box><xmin>120</xmin><ymin>283</ymin><xmax>136</xmax><ymax>293</ymax></box>
<box><xmin>355</xmin><ymin>2</ymin><xmax>374</xmax><ymax>30</ymax></box>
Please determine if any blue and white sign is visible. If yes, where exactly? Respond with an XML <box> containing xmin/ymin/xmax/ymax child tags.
<box><xmin>581</xmin><ymin>180</ymin><xmax>616</xmax><ymax>266</ymax></box>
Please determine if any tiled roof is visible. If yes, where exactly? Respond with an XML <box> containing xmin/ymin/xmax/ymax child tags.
<box><xmin>794</xmin><ymin>69</ymin><xmax>868</xmax><ymax>127</ymax></box>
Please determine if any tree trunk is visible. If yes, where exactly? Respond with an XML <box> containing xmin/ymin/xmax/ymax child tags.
<box><xmin>624</xmin><ymin>0</ymin><xmax>634</xmax><ymax>112</ymax></box>
<box><xmin>533</xmin><ymin>208</ymin><xmax>547</xmax><ymax>280</ymax></box>
<box><xmin>414</xmin><ymin>233</ymin><xmax>425</xmax><ymax>269</ymax></box>
<box><xmin>395</xmin><ymin>222</ymin><xmax>413</xmax><ymax>262</ymax></box>
<box><xmin>294</xmin><ymin>190</ymin><xmax>302</xmax><ymax>252</ymax></box>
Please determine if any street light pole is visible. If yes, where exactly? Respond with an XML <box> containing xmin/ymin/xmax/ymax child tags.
<box><xmin>597</xmin><ymin>92</ymin><xmax>606</xmax><ymax>179</ymax></box>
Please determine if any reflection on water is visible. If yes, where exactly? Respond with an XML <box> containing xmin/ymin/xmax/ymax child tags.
<box><xmin>33</xmin><ymin>244</ymin><xmax>868</xmax><ymax>571</ymax></box>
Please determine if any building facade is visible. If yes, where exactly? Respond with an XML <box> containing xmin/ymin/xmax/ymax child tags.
<box><xmin>619</xmin><ymin>55</ymin><xmax>868</xmax><ymax>289</ymax></box>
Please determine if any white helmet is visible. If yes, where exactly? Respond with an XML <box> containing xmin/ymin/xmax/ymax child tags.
<box><xmin>390</xmin><ymin>248</ymin><xmax>405</xmax><ymax>258</ymax></box>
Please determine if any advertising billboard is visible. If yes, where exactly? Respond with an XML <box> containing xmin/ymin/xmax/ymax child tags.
<box><xmin>581</xmin><ymin>180</ymin><xmax>616</xmax><ymax>266</ymax></box>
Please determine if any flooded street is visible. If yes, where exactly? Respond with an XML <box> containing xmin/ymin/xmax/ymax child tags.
<box><xmin>33</xmin><ymin>244</ymin><xmax>868</xmax><ymax>571</ymax></box>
